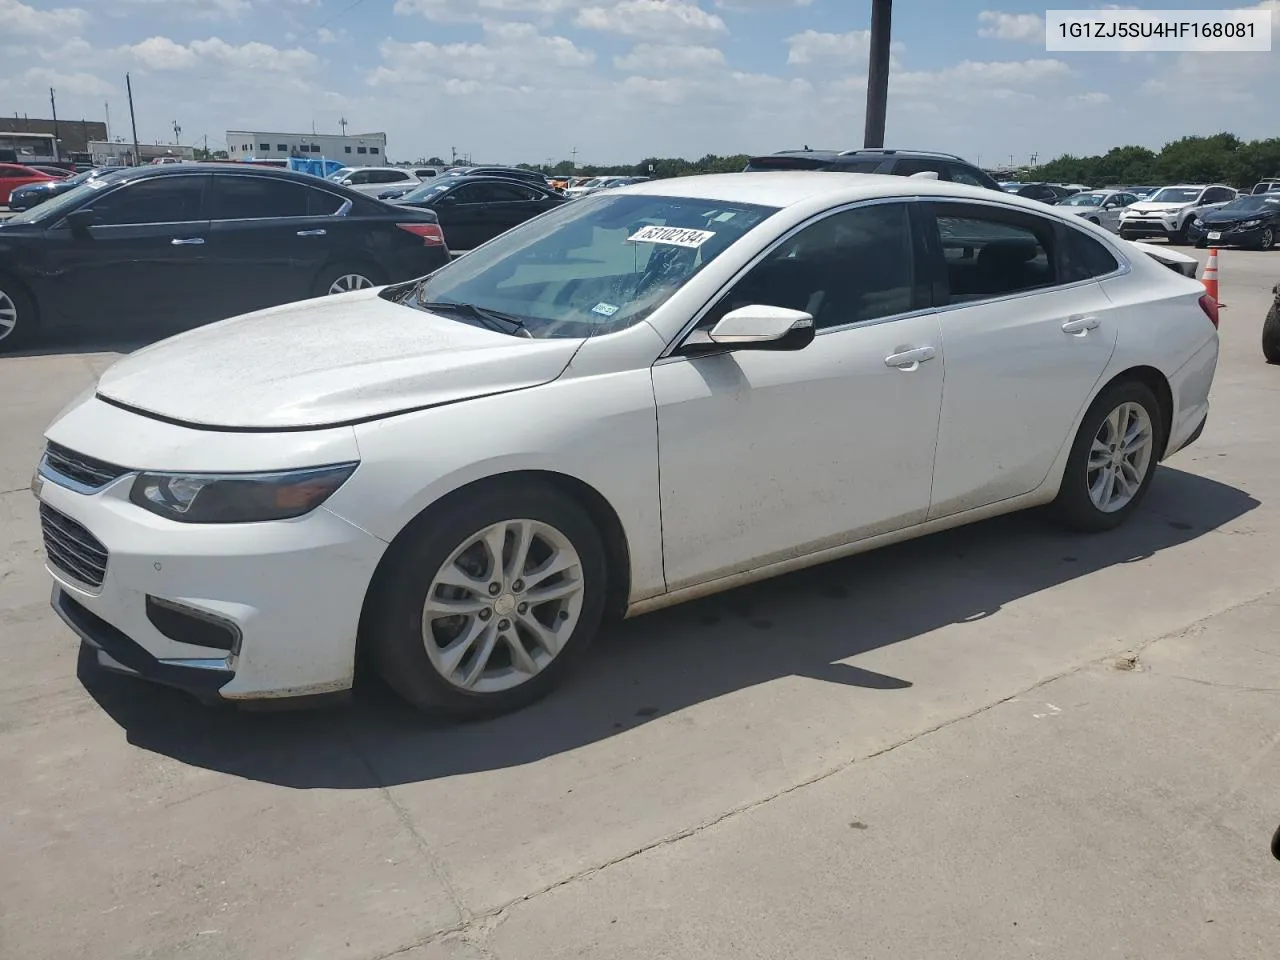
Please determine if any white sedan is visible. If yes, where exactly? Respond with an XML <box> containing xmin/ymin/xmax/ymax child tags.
<box><xmin>34</xmin><ymin>173</ymin><xmax>1220</xmax><ymax>718</ymax></box>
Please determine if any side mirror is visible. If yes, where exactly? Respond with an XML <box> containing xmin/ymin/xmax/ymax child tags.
<box><xmin>684</xmin><ymin>305</ymin><xmax>815</xmax><ymax>355</ymax></box>
<box><xmin>64</xmin><ymin>208</ymin><xmax>97</xmax><ymax>236</ymax></box>
<box><xmin>341</xmin><ymin>178</ymin><xmax>354</xmax><ymax>186</ymax></box>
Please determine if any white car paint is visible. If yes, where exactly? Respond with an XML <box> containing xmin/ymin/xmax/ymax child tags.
<box><xmin>1056</xmin><ymin>190</ymin><xmax>1139</xmax><ymax>233</ymax></box>
<box><xmin>35</xmin><ymin>172</ymin><xmax>1219</xmax><ymax>705</ymax></box>
<box><xmin>328</xmin><ymin>166</ymin><xmax>421</xmax><ymax>197</ymax></box>
<box><xmin>1118</xmin><ymin>184</ymin><xmax>1237</xmax><ymax>241</ymax></box>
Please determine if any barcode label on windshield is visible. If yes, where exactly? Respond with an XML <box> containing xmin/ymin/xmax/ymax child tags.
<box><xmin>627</xmin><ymin>225</ymin><xmax>716</xmax><ymax>248</ymax></box>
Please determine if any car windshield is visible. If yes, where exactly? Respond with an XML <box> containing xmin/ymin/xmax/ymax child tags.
<box><xmin>1149</xmin><ymin>187</ymin><xmax>1202</xmax><ymax>203</ymax></box>
<box><xmin>1059</xmin><ymin>192</ymin><xmax>1104</xmax><ymax>207</ymax></box>
<box><xmin>2</xmin><ymin>171</ymin><xmax>123</xmax><ymax>224</ymax></box>
<box><xmin>387</xmin><ymin>192</ymin><xmax>778</xmax><ymax>339</ymax></box>
<box><xmin>1217</xmin><ymin>195</ymin><xmax>1280</xmax><ymax>213</ymax></box>
<box><xmin>398</xmin><ymin>181</ymin><xmax>455</xmax><ymax>202</ymax></box>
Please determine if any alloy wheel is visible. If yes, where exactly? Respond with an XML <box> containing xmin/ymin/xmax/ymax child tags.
<box><xmin>1087</xmin><ymin>401</ymin><xmax>1154</xmax><ymax>513</ymax></box>
<box><xmin>422</xmin><ymin>518</ymin><xmax>585</xmax><ymax>693</ymax></box>
<box><xmin>327</xmin><ymin>274</ymin><xmax>373</xmax><ymax>295</ymax></box>
<box><xmin>1261</xmin><ymin>228</ymin><xmax>1274</xmax><ymax>251</ymax></box>
<box><xmin>0</xmin><ymin>290</ymin><xmax>17</xmax><ymax>343</ymax></box>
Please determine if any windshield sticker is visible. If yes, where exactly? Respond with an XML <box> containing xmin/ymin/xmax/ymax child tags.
<box><xmin>591</xmin><ymin>302</ymin><xmax>620</xmax><ymax>317</ymax></box>
<box><xmin>627</xmin><ymin>225</ymin><xmax>716</xmax><ymax>248</ymax></box>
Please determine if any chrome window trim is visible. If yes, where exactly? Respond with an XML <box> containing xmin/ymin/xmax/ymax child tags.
<box><xmin>656</xmin><ymin>193</ymin><xmax>1133</xmax><ymax>361</ymax></box>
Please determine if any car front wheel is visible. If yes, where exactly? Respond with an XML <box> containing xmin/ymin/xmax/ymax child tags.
<box><xmin>366</xmin><ymin>483</ymin><xmax>608</xmax><ymax>718</ymax></box>
<box><xmin>1263</xmin><ymin>298</ymin><xmax>1280</xmax><ymax>364</ymax></box>
<box><xmin>1052</xmin><ymin>380</ymin><xmax>1164</xmax><ymax>532</ymax></box>
<box><xmin>1257</xmin><ymin>227</ymin><xmax>1274</xmax><ymax>251</ymax></box>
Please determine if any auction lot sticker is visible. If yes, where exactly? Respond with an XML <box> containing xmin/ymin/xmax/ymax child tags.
<box><xmin>627</xmin><ymin>225</ymin><xmax>717</xmax><ymax>248</ymax></box>
<box><xmin>1045</xmin><ymin>9</ymin><xmax>1272</xmax><ymax>52</ymax></box>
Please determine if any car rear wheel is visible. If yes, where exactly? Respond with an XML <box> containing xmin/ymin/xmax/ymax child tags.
<box><xmin>0</xmin><ymin>278</ymin><xmax>37</xmax><ymax>353</ymax></box>
<box><xmin>1052</xmin><ymin>380</ymin><xmax>1164</xmax><ymax>532</ymax></box>
<box><xmin>313</xmin><ymin>262</ymin><xmax>382</xmax><ymax>298</ymax></box>
<box><xmin>366</xmin><ymin>483</ymin><xmax>608</xmax><ymax>718</ymax></box>
<box><xmin>1263</xmin><ymin>299</ymin><xmax>1280</xmax><ymax>364</ymax></box>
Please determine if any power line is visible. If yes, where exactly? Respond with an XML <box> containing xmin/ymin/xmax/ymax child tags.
<box><xmin>316</xmin><ymin>0</ymin><xmax>374</xmax><ymax>31</ymax></box>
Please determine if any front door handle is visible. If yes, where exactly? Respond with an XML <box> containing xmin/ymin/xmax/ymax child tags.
<box><xmin>884</xmin><ymin>346</ymin><xmax>937</xmax><ymax>370</ymax></box>
<box><xmin>170</xmin><ymin>237</ymin><xmax>204</xmax><ymax>246</ymax></box>
<box><xmin>1061</xmin><ymin>315</ymin><xmax>1101</xmax><ymax>335</ymax></box>
<box><xmin>296</xmin><ymin>229</ymin><xmax>327</xmax><ymax>237</ymax></box>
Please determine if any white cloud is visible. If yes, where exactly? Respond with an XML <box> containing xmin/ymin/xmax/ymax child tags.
<box><xmin>0</xmin><ymin>0</ymin><xmax>87</xmax><ymax>35</ymax></box>
<box><xmin>576</xmin><ymin>0</ymin><xmax>726</xmax><ymax>39</ymax></box>
<box><xmin>394</xmin><ymin>0</ymin><xmax>573</xmax><ymax>22</ymax></box>
<box><xmin>370</xmin><ymin>23</ymin><xmax>595</xmax><ymax>89</ymax></box>
<box><xmin>112</xmin><ymin>0</ymin><xmax>253</xmax><ymax>21</ymax></box>
<box><xmin>714</xmin><ymin>0</ymin><xmax>812</xmax><ymax>9</ymax></box>
<box><xmin>121</xmin><ymin>36</ymin><xmax>319</xmax><ymax>75</ymax></box>
<box><xmin>977</xmin><ymin>11</ymin><xmax>1044</xmax><ymax>43</ymax></box>
<box><xmin>614</xmin><ymin>43</ymin><xmax>725</xmax><ymax>72</ymax></box>
<box><xmin>16</xmin><ymin>67</ymin><xmax>116</xmax><ymax>97</ymax></box>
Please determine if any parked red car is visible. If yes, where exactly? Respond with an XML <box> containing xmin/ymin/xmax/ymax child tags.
<box><xmin>0</xmin><ymin>164</ymin><xmax>56</xmax><ymax>205</ymax></box>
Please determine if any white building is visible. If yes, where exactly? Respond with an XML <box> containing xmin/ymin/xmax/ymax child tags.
<box><xmin>225</xmin><ymin>130</ymin><xmax>389</xmax><ymax>163</ymax></box>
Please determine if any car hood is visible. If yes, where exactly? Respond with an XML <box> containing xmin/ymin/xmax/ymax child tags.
<box><xmin>94</xmin><ymin>290</ymin><xmax>585</xmax><ymax>430</ymax></box>
<box><xmin>1200</xmin><ymin>208</ymin><xmax>1275</xmax><ymax>225</ymax></box>
<box><xmin>1124</xmin><ymin>201</ymin><xmax>1195</xmax><ymax>214</ymax></box>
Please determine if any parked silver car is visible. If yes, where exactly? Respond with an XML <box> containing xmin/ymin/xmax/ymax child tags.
<box><xmin>326</xmin><ymin>166</ymin><xmax>422</xmax><ymax>197</ymax></box>
<box><xmin>1055</xmin><ymin>189</ymin><xmax>1142</xmax><ymax>233</ymax></box>
<box><xmin>1118</xmin><ymin>183</ymin><xmax>1237</xmax><ymax>244</ymax></box>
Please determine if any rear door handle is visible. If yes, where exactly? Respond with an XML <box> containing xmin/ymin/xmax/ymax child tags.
<box><xmin>170</xmin><ymin>237</ymin><xmax>204</xmax><ymax>246</ymax></box>
<box><xmin>296</xmin><ymin>229</ymin><xmax>327</xmax><ymax>237</ymax></box>
<box><xmin>1061</xmin><ymin>315</ymin><xmax>1100</xmax><ymax>335</ymax></box>
<box><xmin>884</xmin><ymin>346</ymin><xmax>937</xmax><ymax>370</ymax></box>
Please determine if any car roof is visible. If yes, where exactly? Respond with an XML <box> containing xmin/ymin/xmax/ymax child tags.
<box><xmin>616</xmin><ymin>171</ymin><xmax>1050</xmax><ymax>210</ymax></box>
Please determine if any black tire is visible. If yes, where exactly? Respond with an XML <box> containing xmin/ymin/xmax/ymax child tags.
<box><xmin>0</xmin><ymin>275</ymin><xmax>37</xmax><ymax>353</ymax></box>
<box><xmin>365</xmin><ymin>482</ymin><xmax>609</xmax><ymax>719</ymax></box>
<box><xmin>1087</xmin><ymin>216</ymin><xmax>1101</xmax><ymax>225</ymax></box>
<box><xmin>1052</xmin><ymin>379</ymin><xmax>1165</xmax><ymax>533</ymax></box>
<box><xmin>311</xmin><ymin>261</ymin><xmax>384</xmax><ymax>298</ymax></box>
<box><xmin>1170</xmin><ymin>222</ymin><xmax>1189</xmax><ymax>245</ymax></box>
<box><xmin>1119</xmin><ymin>230</ymin><xmax>1136</xmax><ymax>241</ymax></box>
<box><xmin>1263</xmin><ymin>300</ymin><xmax>1280</xmax><ymax>365</ymax></box>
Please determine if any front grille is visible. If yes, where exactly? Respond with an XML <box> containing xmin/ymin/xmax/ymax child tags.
<box><xmin>39</xmin><ymin>504</ymin><xmax>109</xmax><ymax>588</ymax></box>
<box><xmin>43</xmin><ymin>442</ymin><xmax>130</xmax><ymax>490</ymax></box>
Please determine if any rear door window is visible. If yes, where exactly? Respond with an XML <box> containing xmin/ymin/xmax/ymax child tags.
<box><xmin>208</xmin><ymin>176</ymin><xmax>308</xmax><ymax>219</ymax></box>
<box><xmin>929</xmin><ymin>204</ymin><xmax>1058</xmax><ymax>303</ymax></box>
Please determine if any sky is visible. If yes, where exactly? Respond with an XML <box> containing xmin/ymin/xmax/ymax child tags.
<box><xmin>0</xmin><ymin>0</ymin><xmax>1276</xmax><ymax>167</ymax></box>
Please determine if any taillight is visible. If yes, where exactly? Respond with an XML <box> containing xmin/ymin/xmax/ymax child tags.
<box><xmin>396</xmin><ymin>222</ymin><xmax>446</xmax><ymax>247</ymax></box>
<box><xmin>1198</xmin><ymin>293</ymin><xmax>1219</xmax><ymax>329</ymax></box>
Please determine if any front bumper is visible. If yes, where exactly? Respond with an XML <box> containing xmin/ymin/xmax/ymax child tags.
<box><xmin>1118</xmin><ymin>216</ymin><xmax>1179</xmax><ymax>238</ymax></box>
<box><xmin>1187</xmin><ymin>221</ymin><xmax>1268</xmax><ymax>247</ymax></box>
<box><xmin>33</xmin><ymin>397</ymin><xmax>390</xmax><ymax>703</ymax></box>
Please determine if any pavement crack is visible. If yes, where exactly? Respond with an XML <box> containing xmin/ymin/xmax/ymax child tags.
<box><xmin>342</xmin><ymin>726</ymin><xmax>474</xmax><ymax>929</ymax></box>
<box><xmin>359</xmin><ymin>585</ymin><xmax>1280</xmax><ymax>958</ymax></box>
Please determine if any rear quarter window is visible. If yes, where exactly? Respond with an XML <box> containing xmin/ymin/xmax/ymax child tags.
<box><xmin>1057</xmin><ymin>225</ymin><xmax>1121</xmax><ymax>283</ymax></box>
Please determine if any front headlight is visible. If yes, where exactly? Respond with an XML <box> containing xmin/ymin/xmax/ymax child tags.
<box><xmin>1242</xmin><ymin>219</ymin><xmax>1262</xmax><ymax>228</ymax></box>
<box><xmin>129</xmin><ymin>463</ymin><xmax>358</xmax><ymax>524</ymax></box>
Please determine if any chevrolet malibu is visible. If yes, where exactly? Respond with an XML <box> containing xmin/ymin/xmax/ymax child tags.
<box><xmin>34</xmin><ymin>173</ymin><xmax>1220</xmax><ymax>718</ymax></box>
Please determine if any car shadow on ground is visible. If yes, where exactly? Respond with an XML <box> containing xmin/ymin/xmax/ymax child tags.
<box><xmin>81</xmin><ymin>466</ymin><xmax>1259</xmax><ymax>789</ymax></box>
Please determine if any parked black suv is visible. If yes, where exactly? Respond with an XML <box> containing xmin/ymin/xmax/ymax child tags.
<box><xmin>743</xmin><ymin>148</ymin><xmax>1002</xmax><ymax>191</ymax></box>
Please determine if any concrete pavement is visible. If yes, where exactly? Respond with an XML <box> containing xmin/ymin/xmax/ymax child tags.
<box><xmin>1</xmin><ymin>247</ymin><xmax>1278</xmax><ymax>960</ymax></box>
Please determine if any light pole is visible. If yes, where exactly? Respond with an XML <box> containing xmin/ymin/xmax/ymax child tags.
<box><xmin>863</xmin><ymin>0</ymin><xmax>892</xmax><ymax>148</ymax></box>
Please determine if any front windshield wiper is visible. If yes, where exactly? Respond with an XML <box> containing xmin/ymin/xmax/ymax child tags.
<box><xmin>417</xmin><ymin>299</ymin><xmax>531</xmax><ymax>337</ymax></box>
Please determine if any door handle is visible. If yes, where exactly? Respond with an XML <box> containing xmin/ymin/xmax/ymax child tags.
<box><xmin>170</xmin><ymin>237</ymin><xmax>204</xmax><ymax>246</ymax></box>
<box><xmin>296</xmin><ymin>229</ymin><xmax>327</xmax><ymax>237</ymax></box>
<box><xmin>884</xmin><ymin>346</ymin><xmax>937</xmax><ymax>370</ymax></box>
<box><xmin>1061</xmin><ymin>315</ymin><xmax>1100</xmax><ymax>335</ymax></box>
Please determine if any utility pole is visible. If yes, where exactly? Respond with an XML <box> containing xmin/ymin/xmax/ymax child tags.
<box><xmin>126</xmin><ymin>72</ymin><xmax>140</xmax><ymax>166</ymax></box>
<box><xmin>172</xmin><ymin>120</ymin><xmax>181</xmax><ymax>145</ymax></box>
<box><xmin>49</xmin><ymin>87</ymin><xmax>59</xmax><ymax>159</ymax></box>
<box><xmin>571</xmin><ymin>146</ymin><xmax>578</xmax><ymax>170</ymax></box>
<box><xmin>339</xmin><ymin>116</ymin><xmax>348</xmax><ymax>136</ymax></box>
<box><xmin>451</xmin><ymin>145</ymin><xmax>457</xmax><ymax>164</ymax></box>
<box><xmin>104</xmin><ymin>101</ymin><xmax>111</xmax><ymax>140</ymax></box>
<box><xmin>863</xmin><ymin>0</ymin><xmax>892</xmax><ymax>148</ymax></box>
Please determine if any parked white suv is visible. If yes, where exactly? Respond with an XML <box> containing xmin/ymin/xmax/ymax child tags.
<box><xmin>327</xmin><ymin>166</ymin><xmax>421</xmax><ymax>197</ymax></box>
<box><xmin>1118</xmin><ymin>184</ymin><xmax>1237</xmax><ymax>244</ymax></box>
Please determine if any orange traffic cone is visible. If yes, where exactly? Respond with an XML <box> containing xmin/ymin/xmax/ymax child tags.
<box><xmin>1202</xmin><ymin>248</ymin><xmax>1222</xmax><ymax>306</ymax></box>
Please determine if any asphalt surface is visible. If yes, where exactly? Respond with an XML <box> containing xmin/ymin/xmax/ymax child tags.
<box><xmin>2</xmin><ymin>248</ymin><xmax>1279</xmax><ymax>960</ymax></box>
